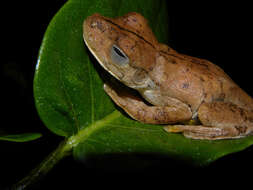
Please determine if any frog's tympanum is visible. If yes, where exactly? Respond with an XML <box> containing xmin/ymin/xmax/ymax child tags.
<box><xmin>83</xmin><ymin>12</ymin><xmax>253</xmax><ymax>140</ymax></box>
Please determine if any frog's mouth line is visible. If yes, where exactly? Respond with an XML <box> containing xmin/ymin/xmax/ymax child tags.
<box><xmin>83</xmin><ymin>27</ymin><xmax>122</xmax><ymax>82</ymax></box>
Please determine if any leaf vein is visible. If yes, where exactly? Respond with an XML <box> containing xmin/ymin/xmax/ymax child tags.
<box><xmin>87</xmin><ymin>59</ymin><xmax>95</xmax><ymax>124</ymax></box>
<box><xmin>57</xmin><ymin>60</ymin><xmax>80</xmax><ymax>133</ymax></box>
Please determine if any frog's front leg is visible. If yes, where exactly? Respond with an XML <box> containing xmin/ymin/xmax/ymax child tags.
<box><xmin>104</xmin><ymin>83</ymin><xmax>192</xmax><ymax>124</ymax></box>
<box><xmin>164</xmin><ymin>102</ymin><xmax>253</xmax><ymax>140</ymax></box>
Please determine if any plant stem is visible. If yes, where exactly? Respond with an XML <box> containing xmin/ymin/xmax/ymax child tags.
<box><xmin>11</xmin><ymin>139</ymin><xmax>73</xmax><ymax>190</ymax></box>
<box><xmin>11</xmin><ymin>111</ymin><xmax>121</xmax><ymax>190</ymax></box>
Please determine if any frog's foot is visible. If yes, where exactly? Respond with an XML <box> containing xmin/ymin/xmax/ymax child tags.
<box><xmin>164</xmin><ymin>125</ymin><xmax>240</xmax><ymax>140</ymax></box>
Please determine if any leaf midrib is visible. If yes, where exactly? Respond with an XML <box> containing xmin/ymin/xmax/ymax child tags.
<box><xmin>67</xmin><ymin>110</ymin><xmax>121</xmax><ymax>148</ymax></box>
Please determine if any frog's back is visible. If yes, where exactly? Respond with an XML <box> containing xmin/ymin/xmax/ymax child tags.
<box><xmin>153</xmin><ymin>49</ymin><xmax>253</xmax><ymax>112</ymax></box>
<box><xmin>186</xmin><ymin>54</ymin><xmax>253</xmax><ymax>111</ymax></box>
<box><xmin>179</xmin><ymin>53</ymin><xmax>253</xmax><ymax>111</ymax></box>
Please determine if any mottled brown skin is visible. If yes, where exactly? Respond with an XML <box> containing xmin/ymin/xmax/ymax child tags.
<box><xmin>83</xmin><ymin>12</ymin><xmax>253</xmax><ymax>140</ymax></box>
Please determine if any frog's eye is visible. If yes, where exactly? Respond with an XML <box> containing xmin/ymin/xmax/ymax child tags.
<box><xmin>111</xmin><ymin>45</ymin><xmax>129</xmax><ymax>66</ymax></box>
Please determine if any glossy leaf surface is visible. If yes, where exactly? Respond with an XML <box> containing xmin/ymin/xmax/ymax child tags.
<box><xmin>34</xmin><ymin>0</ymin><xmax>253</xmax><ymax>166</ymax></box>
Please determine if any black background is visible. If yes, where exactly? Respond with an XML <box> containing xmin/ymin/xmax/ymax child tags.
<box><xmin>1</xmin><ymin>1</ymin><xmax>253</xmax><ymax>189</ymax></box>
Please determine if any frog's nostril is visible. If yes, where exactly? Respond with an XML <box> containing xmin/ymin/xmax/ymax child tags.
<box><xmin>90</xmin><ymin>20</ymin><xmax>105</xmax><ymax>32</ymax></box>
<box><xmin>91</xmin><ymin>21</ymin><xmax>97</xmax><ymax>28</ymax></box>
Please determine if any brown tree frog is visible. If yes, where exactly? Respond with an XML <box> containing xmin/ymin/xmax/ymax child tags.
<box><xmin>83</xmin><ymin>12</ymin><xmax>253</xmax><ymax>140</ymax></box>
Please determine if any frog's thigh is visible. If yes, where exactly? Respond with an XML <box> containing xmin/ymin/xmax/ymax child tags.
<box><xmin>164</xmin><ymin>102</ymin><xmax>253</xmax><ymax>140</ymax></box>
<box><xmin>104</xmin><ymin>83</ymin><xmax>192</xmax><ymax>124</ymax></box>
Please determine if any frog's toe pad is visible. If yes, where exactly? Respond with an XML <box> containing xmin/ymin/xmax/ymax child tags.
<box><xmin>164</xmin><ymin>125</ymin><xmax>186</xmax><ymax>133</ymax></box>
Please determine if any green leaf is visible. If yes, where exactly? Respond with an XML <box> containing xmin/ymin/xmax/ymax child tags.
<box><xmin>0</xmin><ymin>133</ymin><xmax>42</xmax><ymax>142</ymax></box>
<box><xmin>72</xmin><ymin>112</ymin><xmax>253</xmax><ymax>166</ymax></box>
<box><xmin>34</xmin><ymin>0</ymin><xmax>253</xmax><ymax>167</ymax></box>
<box><xmin>34</xmin><ymin>0</ymin><xmax>168</xmax><ymax>137</ymax></box>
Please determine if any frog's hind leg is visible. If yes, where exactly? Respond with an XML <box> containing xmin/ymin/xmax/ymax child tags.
<box><xmin>164</xmin><ymin>102</ymin><xmax>253</xmax><ymax>140</ymax></box>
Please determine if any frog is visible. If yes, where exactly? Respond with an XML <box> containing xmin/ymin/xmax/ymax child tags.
<box><xmin>83</xmin><ymin>12</ymin><xmax>253</xmax><ymax>140</ymax></box>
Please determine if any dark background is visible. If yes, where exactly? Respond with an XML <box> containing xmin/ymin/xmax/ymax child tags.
<box><xmin>1</xmin><ymin>1</ymin><xmax>253</xmax><ymax>189</ymax></box>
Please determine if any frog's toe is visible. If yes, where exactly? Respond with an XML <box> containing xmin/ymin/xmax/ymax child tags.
<box><xmin>163</xmin><ymin>125</ymin><xmax>230</xmax><ymax>140</ymax></box>
<box><xmin>182</xmin><ymin>131</ymin><xmax>222</xmax><ymax>140</ymax></box>
<box><xmin>164</xmin><ymin>125</ymin><xmax>186</xmax><ymax>133</ymax></box>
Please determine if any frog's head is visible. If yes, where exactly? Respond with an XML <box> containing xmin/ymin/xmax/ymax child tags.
<box><xmin>83</xmin><ymin>13</ymin><xmax>158</xmax><ymax>90</ymax></box>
